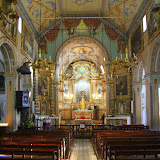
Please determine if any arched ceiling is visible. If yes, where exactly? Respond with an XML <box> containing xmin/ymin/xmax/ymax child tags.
<box><xmin>57</xmin><ymin>37</ymin><xmax>107</xmax><ymax>73</ymax></box>
<box><xmin>17</xmin><ymin>0</ymin><xmax>152</xmax><ymax>39</ymax></box>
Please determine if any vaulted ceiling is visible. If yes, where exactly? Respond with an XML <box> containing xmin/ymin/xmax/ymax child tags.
<box><xmin>17</xmin><ymin>0</ymin><xmax>152</xmax><ymax>40</ymax></box>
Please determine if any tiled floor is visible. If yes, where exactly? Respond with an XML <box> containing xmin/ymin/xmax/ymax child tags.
<box><xmin>69</xmin><ymin>139</ymin><xmax>97</xmax><ymax>160</ymax></box>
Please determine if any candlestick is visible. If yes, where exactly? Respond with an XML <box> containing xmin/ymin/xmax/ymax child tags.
<box><xmin>125</xmin><ymin>47</ymin><xmax>128</xmax><ymax>59</ymax></box>
<box><xmin>38</xmin><ymin>49</ymin><xmax>41</xmax><ymax>58</ymax></box>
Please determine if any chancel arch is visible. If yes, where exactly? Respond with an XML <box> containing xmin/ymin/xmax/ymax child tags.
<box><xmin>56</xmin><ymin>37</ymin><xmax>109</xmax><ymax>123</ymax></box>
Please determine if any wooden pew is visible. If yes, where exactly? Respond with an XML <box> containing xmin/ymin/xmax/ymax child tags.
<box><xmin>0</xmin><ymin>129</ymin><xmax>73</xmax><ymax>160</ymax></box>
<box><xmin>93</xmin><ymin>129</ymin><xmax>160</xmax><ymax>160</ymax></box>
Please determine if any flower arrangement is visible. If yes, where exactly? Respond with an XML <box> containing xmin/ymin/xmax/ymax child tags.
<box><xmin>20</xmin><ymin>119</ymin><xmax>35</xmax><ymax>129</ymax></box>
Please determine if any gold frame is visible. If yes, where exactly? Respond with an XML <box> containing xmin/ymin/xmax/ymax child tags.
<box><xmin>146</xmin><ymin>0</ymin><xmax>160</xmax><ymax>44</ymax></box>
<box><xmin>21</xmin><ymin>20</ymin><xmax>34</xmax><ymax>62</ymax></box>
<box><xmin>130</xmin><ymin>21</ymin><xmax>143</xmax><ymax>57</ymax></box>
<box><xmin>115</xmin><ymin>69</ymin><xmax>131</xmax><ymax>100</ymax></box>
<box><xmin>0</xmin><ymin>10</ymin><xmax>18</xmax><ymax>46</ymax></box>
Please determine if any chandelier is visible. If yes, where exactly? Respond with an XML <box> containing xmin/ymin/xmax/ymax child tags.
<box><xmin>93</xmin><ymin>92</ymin><xmax>102</xmax><ymax>100</ymax></box>
<box><xmin>0</xmin><ymin>0</ymin><xmax>19</xmax><ymax>24</ymax></box>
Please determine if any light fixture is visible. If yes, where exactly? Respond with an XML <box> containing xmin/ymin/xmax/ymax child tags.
<box><xmin>0</xmin><ymin>0</ymin><xmax>19</xmax><ymax>24</ymax></box>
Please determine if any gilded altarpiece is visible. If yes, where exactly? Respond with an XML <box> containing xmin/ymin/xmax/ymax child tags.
<box><xmin>59</xmin><ymin>61</ymin><xmax>106</xmax><ymax>122</ymax></box>
<box><xmin>109</xmin><ymin>68</ymin><xmax>131</xmax><ymax>116</ymax></box>
<box><xmin>33</xmin><ymin>59</ymin><xmax>55</xmax><ymax>116</ymax></box>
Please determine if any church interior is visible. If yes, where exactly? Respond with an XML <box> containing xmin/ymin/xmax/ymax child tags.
<box><xmin>0</xmin><ymin>0</ymin><xmax>160</xmax><ymax>159</ymax></box>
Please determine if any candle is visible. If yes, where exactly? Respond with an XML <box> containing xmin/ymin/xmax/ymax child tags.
<box><xmin>49</xmin><ymin>56</ymin><xmax>51</xmax><ymax>60</ymax></box>
<box><xmin>125</xmin><ymin>48</ymin><xmax>128</xmax><ymax>59</ymax></box>
<box><xmin>120</xmin><ymin>54</ymin><xmax>122</xmax><ymax>59</ymax></box>
<box><xmin>133</xmin><ymin>53</ymin><xmax>135</xmax><ymax>58</ymax></box>
<box><xmin>116</xmin><ymin>57</ymin><xmax>117</xmax><ymax>61</ymax></box>
<box><xmin>39</xmin><ymin>49</ymin><xmax>41</xmax><ymax>58</ymax></box>
<box><xmin>131</xmin><ymin>100</ymin><xmax>133</xmax><ymax>113</ymax></box>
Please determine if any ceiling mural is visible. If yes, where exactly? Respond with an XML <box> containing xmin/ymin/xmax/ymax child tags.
<box><xmin>20</xmin><ymin>0</ymin><xmax>60</xmax><ymax>33</ymax></box>
<box><xmin>104</xmin><ymin>0</ymin><xmax>143</xmax><ymax>31</ymax></box>
<box><xmin>18</xmin><ymin>0</ymin><xmax>148</xmax><ymax>36</ymax></box>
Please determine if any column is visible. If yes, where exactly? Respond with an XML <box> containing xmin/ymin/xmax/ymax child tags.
<box><xmin>152</xmin><ymin>77</ymin><xmax>160</xmax><ymax>130</ymax></box>
<box><xmin>55</xmin><ymin>63</ymin><xmax>60</xmax><ymax>83</ymax></box>
<box><xmin>145</xmin><ymin>77</ymin><xmax>152</xmax><ymax>128</ymax></box>
<box><xmin>105</xmin><ymin>62</ymin><xmax>110</xmax><ymax>116</ymax></box>
<box><xmin>55</xmin><ymin>63</ymin><xmax>60</xmax><ymax>116</ymax></box>
<box><xmin>133</xmin><ymin>84</ymin><xmax>142</xmax><ymax>124</ymax></box>
<box><xmin>5</xmin><ymin>76</ymin><xmax>16</xmax><ymax>131</ymax></box>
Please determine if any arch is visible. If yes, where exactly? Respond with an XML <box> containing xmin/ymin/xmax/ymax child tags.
<box><xmin>132</xmin><ymin>55</ymin><xmax>145</xmax><ymax>83</ymax></box>
<box><xmin>150</xmin><ymin>40</ymin><xmax>160</xmax><ymax>73</ymax></box>
<box><xmin>55</xmin><ymin>36</ymin><xmax>110</xmax><ymax>72</ymax></box>
<box><xmin>0</xmin><ymin>37</ymin><xmax>16</xmax><ymax>76</ymax></box>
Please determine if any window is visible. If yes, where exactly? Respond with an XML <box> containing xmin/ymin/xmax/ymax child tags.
<box><xmin>18</xmin><ymin>17</ymin><xmax>22</xmax><ymax>34</ymax></box>
<box><xmin>143</xmin><ymin>15</ymin><xmax>147</xmax><ymax>32</ymax></box>
<box><xmin>100</xmin><ymin>65</ymin><xmax>104</xmax><ymax>74</ymax></box>
<box><xmin>159</xmin><ymin>85</ymin><xmax>160</xmax><ymax>119</ymax></box>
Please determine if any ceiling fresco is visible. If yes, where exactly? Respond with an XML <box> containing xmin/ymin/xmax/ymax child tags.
<box><xmin>17</xmin><ymin>0</ymin><xmax>149</xmax><ymax>36</ymax></box>
<box><xmin>103</xmin><ymin>0</ymin><xmax>143</xmax><ymax>31</ymax></box>
<box><xmin>20</xmin><ymin>0</ymin><xmax>60</xmax><ymax>33</ymax></box>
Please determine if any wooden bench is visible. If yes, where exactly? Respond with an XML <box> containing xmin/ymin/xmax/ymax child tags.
<box><xmin>93</xmin><ymin>129</ymin><xmax>160</xmax><ymax>160</ymax></box>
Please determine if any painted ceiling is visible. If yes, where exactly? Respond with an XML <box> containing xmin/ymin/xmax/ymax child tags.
<box><xmin>17</xmin><ymin>0</ymin><xmax>150</xmax><ymax>36</ymax></box>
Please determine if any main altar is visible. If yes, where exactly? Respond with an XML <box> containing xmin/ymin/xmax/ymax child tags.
<box><xmin>72</xmin><ymin>110</ymin><xmax>93</xmax><ymax>125</ymax></box>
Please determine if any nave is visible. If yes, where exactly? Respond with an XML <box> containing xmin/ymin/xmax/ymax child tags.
<box><xmin>69</xmin><ymin>139</ymin><xmax>97</xmax><ymax>160</ymax></box>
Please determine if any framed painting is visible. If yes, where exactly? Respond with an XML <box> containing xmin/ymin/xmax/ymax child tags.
<box><xmin>0</xmin><ymin>12</ymin><xmax>18</xmax><ymax>45</ymax></box>
<box><xmin>37</xmin><ymin>76</ymin><xmax>49</xmax><ymax>96</ymax></box>
<box><xmin>147</xmin><ymin>1</ymin><xmax>160</xmax><ymax>43</ymax></box>
<box><xmin>130</xmin><ymin>21</ymin><xmax>143</xmax><ymax>57</ymax></box>
<box><xmin>41</xmin><ymin>101</ymin><xmax>47</xmax><ymax>115</ymax></box>
<box><xmin>21</xmin><ymin>20</ymin><xmax>34</xmax><ymax>61</ymax></box>
<box><xmin>116</xmin><ymin>75</ymin><xmax>128</xmax><ymax>96</ymax></box>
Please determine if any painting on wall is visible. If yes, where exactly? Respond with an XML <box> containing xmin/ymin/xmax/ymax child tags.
<box><xmin>76</xmin><ymin>80</ymin><xmax>90</xmax><ymax>103</ymax></box>
<box><xmin>116</xmin><ymin>75</ymin><xmax>128</xmax><ymax>96</ymax></box>
<box><xmin>38</xmin><ymin>76</ymin><xmax>48</xmax><ymax>96</ymax></box>
<box><xmin>0</xmin><ymin>13</ymin><xmax>18</xmax><ymax>45</ymax></box>
<box><xmin>147</xmin><ymin>1</ymin><xmax>160</xmax><ymax>43</ymax></box>
<box><xmin>21</xmin><ymin>20</ymin><xmax>34</xmax><ymax>61</ymax></box>
<box><xmin>130</xmin><ymin>21</ymin><xmax>143</xmax><ymax>56</ymax></box>
<box><xmin>41</xmin><ymin>101</ymin><xmax>47</xmax><ymax>115</ymax></box>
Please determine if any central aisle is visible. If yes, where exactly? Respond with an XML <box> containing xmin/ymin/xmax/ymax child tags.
<box><xmin>69</xmin><ymin>139</ymin><xmax>97</xmax><ymax>160</ymax></box>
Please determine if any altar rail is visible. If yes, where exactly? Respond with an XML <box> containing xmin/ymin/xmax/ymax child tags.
<box><xmin>18</xmin><ymin>124</ymin><xmax>149</xmax><ymax>138</ymax></box>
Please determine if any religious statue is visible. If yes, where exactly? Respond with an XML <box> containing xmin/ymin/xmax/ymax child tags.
<box><xmin>80</xmin><ymin>97</ymin><xmax>86</xmax><ymax>110</ymax></box>
<box><xmin>80</xmin><ymin>90</ymin><xmax>86</xmax><ymax>110</ymax></box>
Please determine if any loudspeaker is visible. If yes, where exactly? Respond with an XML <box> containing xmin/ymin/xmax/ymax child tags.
<box><xmin>15</xmin><ymin>91</ymin><xmax>29</xmax><ymax>109</ymax></box>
